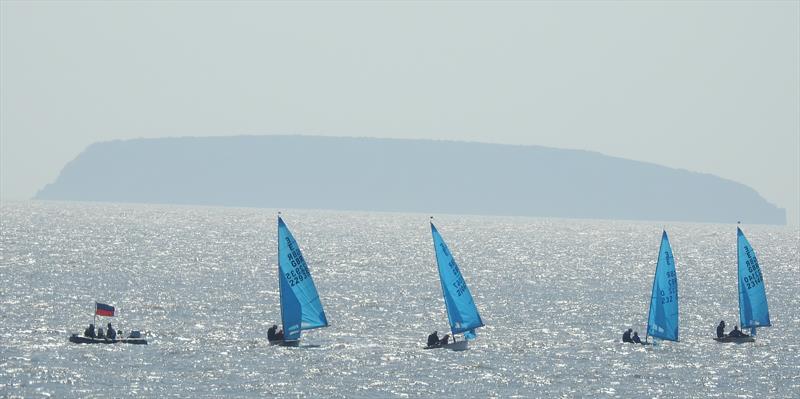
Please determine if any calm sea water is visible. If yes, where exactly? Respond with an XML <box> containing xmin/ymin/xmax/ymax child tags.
<box><xmin>1</xmin><ymin>201</ymin><xmax>798</xmax><ymax>398</ymax></box>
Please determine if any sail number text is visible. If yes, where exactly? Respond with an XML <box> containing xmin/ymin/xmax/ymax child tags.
<box><xmin>285</xmin><ymin>237</ymin><xmax>311</xmax><ymax>287</ymax></box>
<box><xmin>743</xmin><ymin>246</ymin><xmax>763</xmax><ymax>290</ymax></box>
<box><xmin>441</xmin><ymin>242</ymin><xmax>468</xmax><ymax>297</ymax></box>
<box><xmin>659</xmin><ymin>270</ymin><xmax>678</xmax><ymax>305</ymax></box>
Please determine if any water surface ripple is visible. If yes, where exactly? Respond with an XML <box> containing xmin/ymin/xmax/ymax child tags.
<box><xmin>1</xmin><ymin>201</ymin><xmax>798</xmax><ymax>397</ymax></box>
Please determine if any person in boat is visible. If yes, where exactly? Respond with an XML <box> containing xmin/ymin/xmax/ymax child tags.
<box><xmin>97</xmin><ymin>327</ymin><xmax>105</xmax><ymax>339</ymax></box>
<box><xmin>267</xmin><ymin>324</ymin><xmax>284</xmax><ymax>341</ymax></box>
<box><xmin>84</xmin><ymin>324</ymin><xmax>96</xmax><ymax>338</ymax></box>
<box><xmin>622</xmin><ymin>328</ymin><xmax>633</xmax><ymax>343</ymax></box>
<box><xmin>440</xmin><ymin>334</ymin><xmax>450</xmax><ymax>346</ymax></box>
<box><xmin>427</xmin><ymin>331</ymin><xmax>440</xmax><ymax>347</ymax></box>
<box><xmin>728</xmin><ymin>325</ymin><xmax>749</xmax><ymax>338</ymax></box>
<box><xmin>107</xmin><ymin>323</ymin><xmax>117</xmax><ymax>340</ymax></box>
<box><xmin>716</xmin><ymin>320</ymin><xmax>726</xmax><ymax>338</ymax></box>
<box><xmin>632</xmin><ymin>331</ymin><xmax>642</xmax><ymax>344</ymax></box>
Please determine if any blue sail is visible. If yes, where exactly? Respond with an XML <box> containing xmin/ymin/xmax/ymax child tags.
<box><xmin>646</xmin><ymin>231</ymin><xmax>679</xmax><ymax>341</ymax></box>
<box><xmin>737</xmin><ymin>227</ymin><xmax>770</xmax><ymax>329</ymax></box>
<box><xmin>431</xmin><ymin>223</ymin><xmax>484</xmax><ymax>339</ymax></box>
<box><xmin>278</xmin><ymin>217</ymin><xmax>328</xmax><ymax>341</ymax></box>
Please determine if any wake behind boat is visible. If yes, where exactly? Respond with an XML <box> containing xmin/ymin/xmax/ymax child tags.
<box><xmin>267</xmin><ymin>215</ymin><xmax>329</xmax><ymax>346</ymax></box>
<box><xmin>424</xmin><ymin>220</ymin><xmax>484</xmax><ymax>351</ymax></box>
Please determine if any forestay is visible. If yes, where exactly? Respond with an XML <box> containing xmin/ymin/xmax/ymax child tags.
<box><xmin>431</xmin><ymin>223</ymin><xmax>484</xmax><ymax>340</ymax></box>
<box><xmin>646</xmin><ymin>231</ymin><xmax>679</xmax><ymax>341</ymax></box>
<box><xmin>278</xmin><ymin>217</ymin><xmax>328</xmax><ymax>341</ymax></box>
<box><xmin>737</xmin><ymin>227</ymin><xmax>770</xmax><ymax>330</ymax></box>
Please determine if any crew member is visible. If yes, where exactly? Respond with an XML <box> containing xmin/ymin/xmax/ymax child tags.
<box><xmin>427</xmin><ymin>331</ymin><xmax>440</xmax><ymax>347</ymax></box>
<box><xmin>728</xmin><ymin>325</ymin><xmax>747</xmax><ymax>338</ymax></box>
<box><xmin>84</xmin><ymin>324</ymin><xmax>96</xmax><ymax>338</ymax></box>
<box><xmin>268</xmin><ymin>324</ymin><xmax>284</xmax><ymax>341</ymax></box>
<box><xmin>622</xmin><ymin>328</ymin><xmax>633</xmax><ymax>343</ymax></box>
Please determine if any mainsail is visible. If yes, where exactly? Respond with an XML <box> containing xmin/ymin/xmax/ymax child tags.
<box><xmin>646</xmin><ymin>231</ymin><xmax>679</xmax><ymax>342</ymax></box>
<box><xmin>737</xmin><ymin>227</ymin><xmax>770</xmax><ymax>330</ymax></box>
<box><xmin>278</xmin><ymin>216</ymin><xmax>328</xmax><ymax>341</ymax></box>
<box><xmin>431</xmin><ymin>222</ymin><xmax>484</xmax><ymax>340</ymax></box>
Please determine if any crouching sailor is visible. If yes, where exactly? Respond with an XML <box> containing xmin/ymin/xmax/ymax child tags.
<box><xmin>632</xmin><ymin>331</ymin><xmax>642</xmax><ymax>344</ymax></box>
<box><xmin>728</xmin><ymin>325</ymin><xmax>749</xmax><ymax>338</ymax></box>
<box><xmin>268</xmin><ymin>324</ymin><xmax>284</xmax><ymax>341</ymax></box>
<box><xmin>427</xmin><ymin>331</ymin><xmax>440</xmax><ymax>347</ymax></box>
<box><xmin>622</xmin><ymin>328</ymin><xmax>633</xmax><ymax>343</ymax></box>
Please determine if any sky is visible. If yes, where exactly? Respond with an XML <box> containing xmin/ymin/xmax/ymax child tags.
<box><xmin>2</xmin><ymin>1</ymin><xmax>798</xmax><ymax>225</ymax></box>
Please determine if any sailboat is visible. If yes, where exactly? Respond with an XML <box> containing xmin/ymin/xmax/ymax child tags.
<box><xmin>714</xmin><ymin>226</ymin><xmax>770</xmax><ymax>343</ymax></box>
<box><xmin>425</xmin><ymin>220</ymin><xmax>484</xmax><ymax>351</ymax></box>
<box><xmin>645</xmin><ymin>231</ymin><xmax>679</xmax><ymax>344</ymax></box>
<box><xmin>269</xmin><ymin>215</ymin><xmax>328</xmax><ymax>346</ymax></box>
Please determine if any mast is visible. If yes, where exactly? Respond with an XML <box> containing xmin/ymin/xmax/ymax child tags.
<box><xmin>277</xmin><ymin>212</ymin><xmax>286</xmax><ymax>340</ymax></box>
<box><xmin>737</xmin><ymin>223</ymin><xmax>744</xmax><ymax>335</ymax></box>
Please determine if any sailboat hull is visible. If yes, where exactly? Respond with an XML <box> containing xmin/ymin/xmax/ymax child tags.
<box><xmin>713</xmin><ymin>336</ymin><xmax>755</xmax><ymax>343</ymax></box>
<box><xmin>424</xmin><ymin>340</ymin><xmax>469</xmax><ymax>351</ymax></box>
<box><xmin>269</xmin><ymin>339</ymin><xmax>300</xmax><ymax>347</ymax></box>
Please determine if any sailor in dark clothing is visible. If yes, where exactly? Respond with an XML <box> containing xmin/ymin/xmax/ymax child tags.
<box><xmin>440</xmin><ymin>334</ymin><xmax>450</xmax><ymax>346</ymax></box>
<box><xmin>622</xmin><ymin>328</ymin><xmax>633</xmax><ymax>343</ymax></box>
<box><xmin>84</xmin><ymin>324</ymin><xmax>96</xmax><ymax>338</ymax></box>
<box><xmin>107</xmin><ymin>323</ymin><xmax>117</xmax><ymax>340</ymax></box>
<box><xmin>427</xmin><ymin>331</ymin><xmax>440</xmax><ymax>347</ymax></box>
<box><xmin>728</xmin><ymin>325</ymin><xmax>748</xmax><ymax>338</ymax></box>
<box><xmin>268</xmin><ymin>324</ymin><xmax>284</xmax><ymax>341</ymax></box>
<box><xmin>97</xmin><ymin>327</ymin><xmax>105</xmax><ymax>339</ymax></box>
<box><xmin>716</xmin><ymin>321</ymin><xmax>726</xmax><ymax>338</ymax></box>
<box><xmin>632</xmin><ymin>331</ymin><xmax>642</xmax><ymax>344</ymax></box>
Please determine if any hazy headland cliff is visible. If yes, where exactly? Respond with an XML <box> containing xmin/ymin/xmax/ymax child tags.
<box><xmin>36</xmin><ymin>135</ymin><xmax>786</xmax><ymax>224</ymax></box>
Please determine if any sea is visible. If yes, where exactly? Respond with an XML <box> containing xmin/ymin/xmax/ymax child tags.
<box><xmin>1</xmin><ymin>201</ymin><xmax>798</xmax><ymax>398</ymax></box>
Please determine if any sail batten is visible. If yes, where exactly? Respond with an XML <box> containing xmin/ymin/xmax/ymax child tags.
<box><xmin>431</xmin><ymin>223</ymin><xmax>483</xmax><ymax>339</ymax></box>
<box><xmin>646</xmin><ymin>231</ymin><xmax>679</xmax><ymax>342</ymax></box>
<box><xmin>278</xmin><ymin>217</ymin><xmax>328</xmax><ymax>341</ymax></box>
<box><xmin>737</xmin><ymin>227</ymin><xmax>770</xmax><ymax>329</ymax></box>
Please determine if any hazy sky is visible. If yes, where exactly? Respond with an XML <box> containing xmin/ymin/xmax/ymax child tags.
<box><xmin>2</xmin><ymin>1</ymin><xmax>798</xmax><ymax>224</ymax></box>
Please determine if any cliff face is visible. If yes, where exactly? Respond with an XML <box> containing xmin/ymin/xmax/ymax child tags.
<box><xmin>36</xmin><ymin>135</ymin><xmax>786</xmax><ymax>224</ymax></box>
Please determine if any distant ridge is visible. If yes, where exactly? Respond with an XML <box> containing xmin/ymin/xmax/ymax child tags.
<box><xmin>35</xmin><ymin>135</ymin><xmax>786</xmax><ymax>224</ymax></box>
